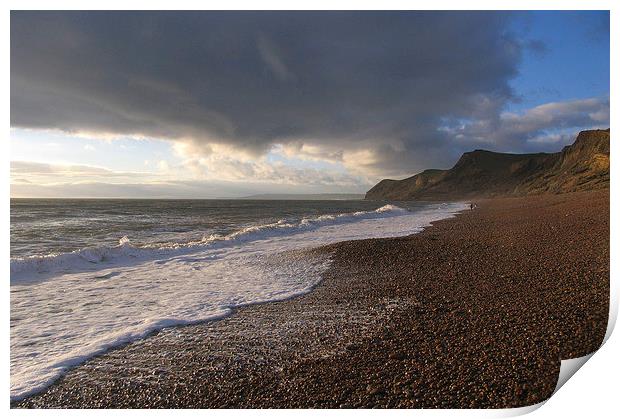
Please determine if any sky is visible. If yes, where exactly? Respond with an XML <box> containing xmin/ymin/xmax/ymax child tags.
<box><xmin>10</xmin><ymin>11</ymin><xmax>610</xmax><ymax>198</ymax></box>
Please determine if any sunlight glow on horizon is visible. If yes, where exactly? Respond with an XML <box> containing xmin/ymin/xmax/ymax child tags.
<box><xmin>10</xmin><ymin>11</ymin><xmax>609</xmax><ymax>198</ymax></box>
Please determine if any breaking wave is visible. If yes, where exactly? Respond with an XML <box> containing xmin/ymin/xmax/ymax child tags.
<box><xmin>10</xmin><ymin>204</ymin><xmax>407</xmax><ymax>280</ymax></box>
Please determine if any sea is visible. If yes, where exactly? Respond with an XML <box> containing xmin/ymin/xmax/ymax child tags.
<box><xmin>10</xmin><ymin>198</ymin><xmax>467</xmax><ymax>400</ymax></box>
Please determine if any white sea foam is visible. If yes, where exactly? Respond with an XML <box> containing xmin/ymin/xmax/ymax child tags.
<box><xmin>10</xmin><ymin>202</ymin><xmax>466</xmax><ymax>400</ymax></box>
<box><xmin>10</xmin><ymin>204</ymin><xmax>407</xmax><ymax>281</ymax></box>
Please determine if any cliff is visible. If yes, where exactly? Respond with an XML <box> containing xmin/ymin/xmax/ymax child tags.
<box><xmin>365</xmin><ymin>129</ymin><xmax>610</xmax><ymax>201</ymax></box>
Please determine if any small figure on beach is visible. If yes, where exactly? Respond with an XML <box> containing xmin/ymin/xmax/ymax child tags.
<box><xmin>470</xmin><ymin>203</ymin><xmax>477</xmax><ymax>210</ymax></box>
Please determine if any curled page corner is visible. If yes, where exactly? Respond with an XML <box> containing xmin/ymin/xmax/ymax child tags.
<box><xmin>553</xmin><ymin>354</ymin><xmax>594</xmax><ymax>395</ymax></box>
<box><xmin>519</xmin><ymin>292</ymin><xmax>618</xmax><ymax>412</ymax></box>
<box><xmin>496</xmin><ymin>353</ymin><xmax>598</xmax><ymax>417</ymax></box>
<box><xmin>496</xmin><ymin>401</ymin><xmax>546</xmax><ymax>417</ymax></box>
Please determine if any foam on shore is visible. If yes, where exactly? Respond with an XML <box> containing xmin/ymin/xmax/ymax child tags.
<box><xmin>11</xmin><ymin>204</ymin><xmax>408</xmax><ymax>281</ymax></box>
<box><xmin>10</xmin><ymin>202</ymin><xmax>466</xmax><ymax>400</ymax></box>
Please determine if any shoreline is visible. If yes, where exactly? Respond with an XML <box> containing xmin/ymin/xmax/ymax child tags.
<box><xmin>14</xmin><ymin>190</ymin><xmax>609</xmax><ymax>408</ymax></box>
<box><xmin>10</xmin><ymin>202</ymin><xmax>464</xmax><ymax>402</ymax></box>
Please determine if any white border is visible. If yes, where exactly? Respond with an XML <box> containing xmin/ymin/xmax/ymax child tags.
<box><xmin>3</xmin><ymin>2</ymin><xmax>617</xmax><ymax>417</ymax></box>
<box><xmin>2</xmin><ymin>0</ymin><xmax>617</xmax><ymax>10</ymax></box>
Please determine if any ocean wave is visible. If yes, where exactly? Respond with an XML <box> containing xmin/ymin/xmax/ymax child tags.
<box><xmin>10</xmin><ymin>204</ymin><xmax>407</xmax><ymax>279</ymax></box>
<box><xmin>11</xmin><ymin>202</ymin><xmax>468</xmax><ymax>400</ymax></box>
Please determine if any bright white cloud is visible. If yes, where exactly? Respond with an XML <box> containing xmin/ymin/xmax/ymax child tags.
<box><xmin>440</xmin><ymin>96</ymin><xmax>609</xmax><ymax>152</ymax></box>
<box><xmin>10</xmin><ymin>161</ymin><xmax>162</xmax><ymax>185</ymax></box>
<box><xmin>10</xmin><ymin>93</ymin><xmax>610</xmax><ymax>198</ymax></box>
<box><xmin>174</xmin><ymin>145</ymin><xmax>368</xmax><ymax>187</ymax></box>
<box><xmin>157</xmin><ymin>160</ymin><xmax>170</xmax><ymax>172</ymax></box>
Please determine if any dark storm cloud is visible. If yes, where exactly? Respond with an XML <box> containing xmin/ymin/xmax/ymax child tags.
<box><xmin>12</xmin><ymin>11</ymin><xmax>536</xmax><ymax>175</ymax></box>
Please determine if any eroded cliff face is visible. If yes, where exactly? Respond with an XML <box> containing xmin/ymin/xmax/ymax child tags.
<box><xmin>515</xmin><ymin>129</ymin><xmax>610</xmax><ymax>195</ymax></box>
<box><xmin>365</xmin><ymin>129</ymin><xmax>610</xmax><ymax>201</ymax></box>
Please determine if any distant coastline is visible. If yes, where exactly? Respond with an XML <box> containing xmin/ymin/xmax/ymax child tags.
<box><xmin>236</xmin><ymin>193</ymin><xmax>366</xmax><ymax>200</ymax></box>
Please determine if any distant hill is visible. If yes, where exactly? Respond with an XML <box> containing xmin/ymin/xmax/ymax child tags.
<box><xmin>365</xmin><ymin>129</ymin><xmax>610</xmax><ymax>201</ymax></box>
<box><xmin>239</xmin><ymin>193</ymin><xmax>365</xmax><ymax>200</ymax></box>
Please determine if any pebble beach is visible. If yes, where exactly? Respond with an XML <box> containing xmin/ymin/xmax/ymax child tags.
<box><xmin>14</xmin><ymin>190</ymin><xmax>609</xmax><ymax>409</ymax></box>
